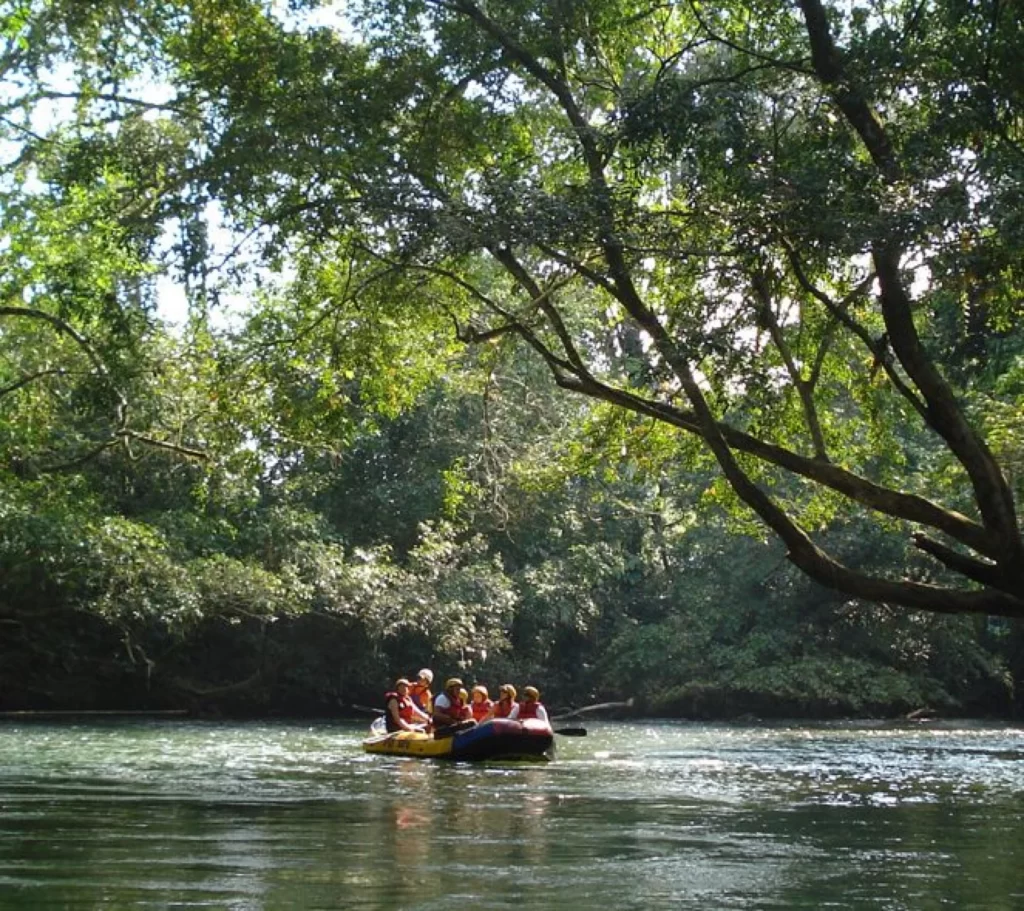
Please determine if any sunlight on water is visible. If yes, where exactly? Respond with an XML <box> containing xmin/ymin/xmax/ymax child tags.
<box><xmin>1</xmin><ymin>719</ymin><xmax>1023</xmax><ymax>909</ymax></box>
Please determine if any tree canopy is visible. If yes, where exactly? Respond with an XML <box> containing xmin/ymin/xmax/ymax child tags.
<box><xmin>2</xmin><ymin>0</ymin><xmax>1023</xmax><ymax>634</ymax></box>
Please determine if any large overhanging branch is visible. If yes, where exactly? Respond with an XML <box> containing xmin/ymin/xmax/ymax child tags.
<box><xmin>910</xmin><ymin>534</ymin><xmax>1006</xmax><ymax>590</ymax></box>
<box><xmin>410</xmin><ymin>247</ymin><xmax>1000</xmax><ymax>566</ymax></box>
<box><xmin>430</xmin><ymin>0</ymin><xmax>1021</xmax><ymax>611</ymax></box>
<box><xmin>555</xmin><ymin>358</ymin><xmax>999</xmax><ymax>564</ymax></box>
<box><xmin>566</xmin><ymin>373</ymin><xmax>1022</xmax><ymax>611</ymax></box>
<box><xmin>0</xmin><ymin>367</ymin><xmax>75</xmax><ymax>399</ymax></box>
<box><xmin>451</xmin><ymin>271</ymin><xmax>1024</xmax><ymax>614</ymax></box>
<box><xmin>2</xmin><ymin>90</ymin><xmax>199</xmax><ymax>120</ymax></box>
<box><xmin>32</xmin><ymin>427</ymin><xmax>209</xmax><ymax>474</ymax></box>
<box><xmin>784</xmin><ymin>542</ymin><xmax>1024</xmax><ymax>616</ymax></box>
<box><xmin>119</xmin><ymin>430</ymin><xmax>207</xmax><ymax>462</ymax></box>
<box><xmin>797</xmin><ymin>0</ymin><xmax>1023</xmax><ymax>569</ymax></box>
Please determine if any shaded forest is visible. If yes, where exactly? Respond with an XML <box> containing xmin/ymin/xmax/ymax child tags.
<box><xmin>1</xmin><ymin>0</ymin><xmax>1022</xmax><ymax>718</ymax></box>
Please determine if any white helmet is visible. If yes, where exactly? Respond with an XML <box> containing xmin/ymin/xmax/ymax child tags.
<box><xmin>417</xmin><ymin>668</ymin><xmax>434</xmax><ymax>684</ymax></box>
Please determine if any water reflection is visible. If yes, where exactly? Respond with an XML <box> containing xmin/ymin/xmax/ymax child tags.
<box><xmin>0</xmin><ymin>720</ymin><xmax>1022</xmax><ymax>909</ymax></box>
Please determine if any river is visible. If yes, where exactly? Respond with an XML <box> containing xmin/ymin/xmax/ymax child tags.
<box><xmin>0</xmin><ymin>719</ymin><xmax>1022</xmax><ymax>909</ymax></box>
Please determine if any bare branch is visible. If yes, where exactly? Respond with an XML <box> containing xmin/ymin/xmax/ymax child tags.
<box><xmin>25</xmin><ymin>89</ymin><xmax>200</xmax><ymax>121</ymax></box>
<box><xmin>37</xmin><ymin>439</ymin><xmax>120</xmax><ymax>473</ymax></box>
<box><xmin>0</xmin><ymin>368</ymin><xmax>75</xmax><ymax>399</ymax></box>
<box><xmin>687</xmin><ymin>0</ymin><xmax>814</xmax><ymax>75</ymax></box>
<box><xmin>121</xmin><ymin>431</ymin><xmax>207</xmax><ymax>461</ymax></box>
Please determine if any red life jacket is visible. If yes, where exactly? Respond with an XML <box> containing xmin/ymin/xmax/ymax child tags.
<box><xmin>471</xmin><ymin>699</ymin><xmax>493</xmax><ymax>722</ymax></box>
<box><xmin>433</xmin><ymin>693</ymin><xmax>468</xmax><ymax>724</ymax></box>
<box><xmin>517</xmin><ymin>699</ymin><xmax>543</xmax><ymax>721</ymax></box>
<box><xmin>384</xmin><ymin>691</ymin><xmax>415</xmax><ymax>731</ymax></box>
<box><xmin>493</xmin><ymin>699</ymin><xmax>517</xmax><ymax>719</ymax></box>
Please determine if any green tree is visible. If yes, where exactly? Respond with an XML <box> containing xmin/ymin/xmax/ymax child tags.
<box><xmin>3</xmin><ymin>0</ymin><xmax>1023</xmax><ymax>623</ymax></box>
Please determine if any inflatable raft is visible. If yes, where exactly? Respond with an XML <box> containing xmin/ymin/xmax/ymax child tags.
<box><xmin>362</xmin><ymin>717</ymin><xmax>554</xmax><ymax>761</ymax></box>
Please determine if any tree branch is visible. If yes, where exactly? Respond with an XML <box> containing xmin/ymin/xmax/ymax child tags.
<box><xmin>0</xmin><ymin>368</ymin><xmax>75</xmax><ymax>399</ymax></box>
<box><xmin>779</xmin><ymin>238</ymin><xmax>929</xmax><ymax>418</ymax></box>
<box><xmin>751</xmin><ymin>268</ymin><xmax>829</xmax><ymax>460</ymax></box>
<box><xmin>0</xmin><ymin>304</ymin><xmax>127</xmax><ymax>421</ymax></box>
<box><xmin>25</xmin><ymin>89</ymin><xmax>199</xmax><ymax>121</ymax></box>
<box><xmin>121</xmin><ymin>431</ymin><xmax>207</xmax><ymax>461</ymax></box>
<box><xmin>797</xmin><ymin>0</ymin><xmax>1022</xmax><ymax>568</ymax></box>
<box><xmin>687</xmin><ymin>0</ymin><xmax>814</xmax><ymax>75</ymax></box>
<box><xmin>911</xmin><ymin>534</ymin><xmax>1010</xmax><ymax>592</ymax></box>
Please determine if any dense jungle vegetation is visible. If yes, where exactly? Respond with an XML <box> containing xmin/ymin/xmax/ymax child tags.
<box><xmin>1</xmin><ymin>0</ymin><xmax>1022</xmax><ymax>718</ymax></box>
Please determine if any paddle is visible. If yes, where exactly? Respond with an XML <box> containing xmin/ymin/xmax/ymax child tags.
<box><xmin>432</xmin><ymin>719</ymin><xmax>476</xmax><ymax>739</ymax></box>
<box><xmin>553</xmin><ymin>726</ymin><xmax>587</xmax><ymax>737</ymax></box>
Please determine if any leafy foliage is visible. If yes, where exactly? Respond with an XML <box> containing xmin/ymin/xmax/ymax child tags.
<box><xmin>1</xmin><ymin>0</ymin><xmax>1023</xmax><ymax>715</ymax></box>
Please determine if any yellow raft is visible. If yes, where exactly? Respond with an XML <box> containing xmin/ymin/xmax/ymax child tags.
<box><xmin>362</xmin><ymin>717</ymin><xmax>554</xmax><ymax>761</ymax></box>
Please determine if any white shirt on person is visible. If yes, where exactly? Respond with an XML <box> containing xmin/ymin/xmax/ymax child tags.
<box><xmin>433</xmin><ymin>693</ymin><xmax>460</xmax><ymax>717</ymax></box>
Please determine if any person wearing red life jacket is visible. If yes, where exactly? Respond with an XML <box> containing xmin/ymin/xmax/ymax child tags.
<box><xmin>409</xmin><ymin>668</ymin><xmax>434</xmax><ymax>715</ymax></box>
<box><xmin>470</xmin><ymin>685</ymin><xmax>493</xmax><ymax>722</ymax></box>
<box><xmin>485</xmin><ymin>684</ymin><xmax>518</xmax><ymax>720</ymax></box>
<box><xmin>508</xmin><ymin>686</ymin><xmax>550</xmax><ymax>727</ymax></box>
<box><xmin>384</xmin><ymin>678</ymin><xmax>429</xmax><ymax>733</ymax></box>
<box><xmin>432</xmin><ymin>677</ymin><xmax>473</xmax><ymax>731</ymax></box>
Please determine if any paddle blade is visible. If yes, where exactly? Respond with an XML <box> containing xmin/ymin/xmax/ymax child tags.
<box><xmin>553</xmin><ymin>727</ymin><xmax>587</xmax><ymax>737</ymax></box>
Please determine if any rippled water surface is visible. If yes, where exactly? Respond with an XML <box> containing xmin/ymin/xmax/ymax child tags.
<box><xmin>1</xmin><ymin>719</ymin><xmax>1022</xmax><ymax>909</ymax></box>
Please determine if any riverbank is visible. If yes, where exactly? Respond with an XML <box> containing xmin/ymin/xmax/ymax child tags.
<box><xmin>2</xmin><ymin>606</ymin><xmax>1018</xmax><ymax>722</ymax></box>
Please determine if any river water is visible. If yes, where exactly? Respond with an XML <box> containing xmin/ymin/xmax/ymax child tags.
<box><xmin>0</xmin><ymin>719</ymin><xmax>1022</xmax><ymax>909</ymax></box>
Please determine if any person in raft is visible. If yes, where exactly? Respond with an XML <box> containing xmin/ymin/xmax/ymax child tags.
<box><xmin>485</xmin><ymin>684</ymin><xmax>518</xmax><ymax>720</ymax></box>
<box><xmin>469</xmin><ymin>684</ymin><xmax>493</xmax><ymax>722</ymax></box>
<box><xmin>508</xmin><ymin>686</ymin><xmax>550</xmax><ymax>726</ymax></box>
<box><xmin>409</xmin><ymin>668</ymin><xmax>434</xmax><ymax>715</ymax></box>
<box><xmin>384</xmin><ymin>678</ymin><xmax>430</xmax><ymax>733</ymax></box>
<box><xmin>432</xmin><ymin>677</ymin><xmax>473</xmax><ymax>731</ymax></box>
